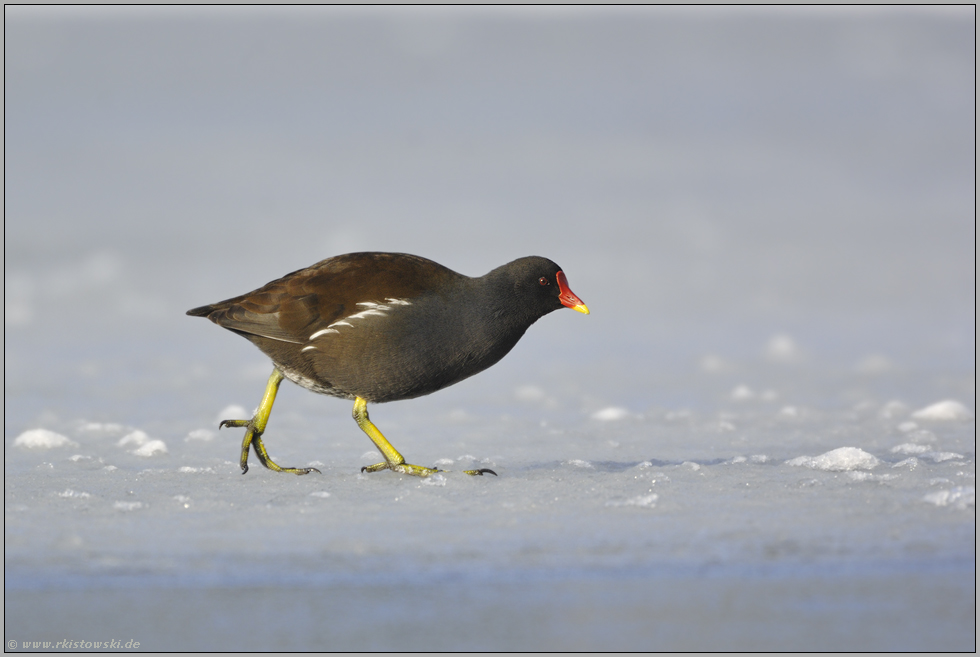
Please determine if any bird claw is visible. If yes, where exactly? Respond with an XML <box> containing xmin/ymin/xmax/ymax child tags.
<box><xmin>463</xmin><ymin>468</ymin><xmax>498</xmax><ymax>476</ymax></box>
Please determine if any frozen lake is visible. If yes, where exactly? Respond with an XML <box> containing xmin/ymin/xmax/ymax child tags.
<box><xmin>5</xmin><ymin>7</ymin><xmax>975</xmax><ymax>651</ymax></box>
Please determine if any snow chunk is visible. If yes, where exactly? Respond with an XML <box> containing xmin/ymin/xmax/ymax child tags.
<box><xmin>846</xmin><ymin>471</ymin><xmax>898</xmax><ymax>482</ymax></box>
<box><xmin>178</xmin><ymin>466</ymin><xmax>215</xmax><ymax>474</ymax></box>
<box><xmin>699</xmin><ymin>354</ymin><xmax>730</xmax><ymax>373</ymax></box>
<box><xmin>216</xmin><ymin>404</ymin><xmax>248</xmax><ymax>423</ymax></box>
<box><xmin>133</xmin><ymin>440</ymin><xmax>168</xmax><ymax>457</ymax></box>
<box><xmin>606</xmin><ymin>493</ymin><xmax>658</xmax><ymax>508</ymax></box>
<box><xmin>878</xmin><ymin>400</ymin><xmax>908</xmax><ymax>419</ymax></box>
<box><xmin>890</xmin><ymin>443</ymin><xmax>930</xmax><ymax>455</ymax></box>
<box><xmin>113</xmin><ymin>501</ymin><xmax>145</xmax><ymax>511</ymax></box>
<box><xmin>911</xmin><ymin>400</ymin><xmax>974</xmax><ymax>421</ymax></box>
<box><xmin>785</xmin><ymin>447</ymin><xmax>880</xmax><ymax>471</ymax></box>
<box><xmin>855</xmin><ymin>354</ymin><xmax>895</xmax><ymax>374</ymax></box>
<box><xmin>765</xmin><ymin>334</ymin><xmax>802</xmax><ymax>363</ymax></box>
<box><xmin>920</xmin><ymin>451</ymin><xmax>965</xmax><ymax>463</ymax></box>
<box><xmin>185</xmin><ymin>429</ymin><xmax>215</xmax><ymax>442</ymax></box>
<box><xmin>923</xmin><ymin>486</ymin><xmax>975</xmax><ymax>510</ymax></box>
<box><xmin>309</xmin><ymin>491</ymin><xmax>332</xmax><ymax>498</ymax></box>
<box><xmin>14</xmin><ymin>429</ymin><xmax>77</xmax><ymax>449</ymax></box>
<box><xmin>730</xmin><ymin>385</ymin><xmax>755</xmax><ymax>400</ymax></box>
<box><xmin>422</xmin><ymin>474</ymin><xmax>447</xmax><ymax>487</ymax></box>
<box><xmin>905</xmin><ymin>429</ymin><xmax>937</xmax><ymax>443</ymax></box>
<box><xmin>565</xmin><ymin>459</ymin><xmax>594</xmax><ymax>469</ymax></box>
<box><xmin>117</xmin><ymin>430</ymin><xmax>150</xmax><ymax>448</ymax></box>
<box><xmin>117</xmin><ymin>430</ymin><xmax>167</xmax><ymax>456</ymax></box>
<box><xmin>729</xmin><ymin>386</ymin><xmax>775</xmax><ymax>402</ymax></box>
<box><xmin>57</xmin><ymin>489</ymin><xmax>91</xmax><ymax>499</ymax></box>
<box><xmin>591</xmin><ymin>407</ymin><xmax>630</xmax><ymax>421</ymax></box>
<box><xmin>515</xmin><ymin>385</ymin><xmax>546</xmax><ymax>402</ymax></box>
<box><xmin>77</xmin><ymin>421</ymin><xmax>126</xmax><ymax>434</ymax></box>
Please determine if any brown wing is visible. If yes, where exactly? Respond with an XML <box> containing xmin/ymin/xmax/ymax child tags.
<box><xmin>188</xmin><ymin>252</ymin><xmax>462</xmax><ymax>344</ymax></box>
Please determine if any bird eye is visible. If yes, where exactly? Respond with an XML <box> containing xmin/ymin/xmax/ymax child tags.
<box><xmin>538</xmin><ymin>277</ymin><xmax>549</xmax><ymax>286</ymax></box>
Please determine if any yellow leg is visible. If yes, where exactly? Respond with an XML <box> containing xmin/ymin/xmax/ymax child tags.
<box><xmin>219</xmin><ymin>367</ymin><xmax>320</xmax><ymax>476</ymax></box>
<box><xmin>353</xmin><ymin>397</ymin><xmax>496</xmax><ymax>477</ymax></box>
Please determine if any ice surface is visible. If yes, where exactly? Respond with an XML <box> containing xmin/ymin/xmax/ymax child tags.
<box><xmin>5</xmin><ymin>8</ymin><xmax>975</xmax><ymax>653</ymax></box>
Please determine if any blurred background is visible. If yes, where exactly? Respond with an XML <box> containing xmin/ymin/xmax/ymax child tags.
<box><xmin>5</xmin><ymin>6</ymin><xmax>975</xmax><ymax>651</ymax></box>
<box><xmin>6</xmin><ymin>7</ymin><xmax>974</xmax><ymax>411</ymax></box>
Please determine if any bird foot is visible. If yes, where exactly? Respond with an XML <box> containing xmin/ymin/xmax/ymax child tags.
<box><xmin>360</xmin><ymin>461</ymin><xmax>441</xmax><ymax>477</ymax></box>
<box><xmin>219</xmin><ymin>417</ymin><xmax>321</xmax><ymax>476</ymax></box>
<box><xmin>360</xmin><ymin>462</ymin><xmax>497</xmax><ymax>477</ymax></box>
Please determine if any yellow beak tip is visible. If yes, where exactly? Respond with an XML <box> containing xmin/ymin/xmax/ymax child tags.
<box><xmin>573</xmin><ymin>303</ymin><xmax>590</xmax><ymax>315</ymax></box>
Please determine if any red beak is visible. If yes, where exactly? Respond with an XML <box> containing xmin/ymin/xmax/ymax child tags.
<box><xmin>556</xmin><ymin>271</ymin><xmax>589</xmax><ymax>314</ymax></box>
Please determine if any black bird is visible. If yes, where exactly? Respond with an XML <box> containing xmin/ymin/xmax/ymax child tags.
<box><xmin>187</xmin><ymin>252</ymin><xmax>589</xmax><ymax>477</ymax></box>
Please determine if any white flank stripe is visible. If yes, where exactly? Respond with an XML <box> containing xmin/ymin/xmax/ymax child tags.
<box><xmin>346</xmin><ymin>308</ymin><xmax>387</xmax><ymax>321</ymax></box>
<box><xmin>312</xmin><ymin>300</ymin><xmax>410</xmax><ymax>336</ymax></box>
<box><xmin>309</xmin><ymin>328</ymin><xmax>340</xmax><ymax>340</ymax></box>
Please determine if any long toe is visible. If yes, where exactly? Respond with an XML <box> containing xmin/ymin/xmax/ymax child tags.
<box><xmin>360</xmin><ymin>462</ymin><xmax>441</xmax><ymax>477</ymax></box>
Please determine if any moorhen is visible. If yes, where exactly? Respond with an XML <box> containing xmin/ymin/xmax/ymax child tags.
<box><xmin>187</xmin><ymin>252</ymin><xmax>589</xmax><ymax>477</ymax></box>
